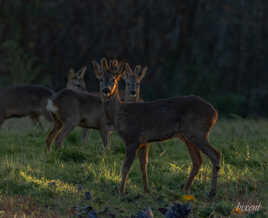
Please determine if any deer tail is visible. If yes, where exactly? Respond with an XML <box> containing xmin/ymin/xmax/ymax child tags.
<box><xmin>46</xmin><ymin>99</ymin><xmax>58</xmax><ymax>113</ymax></box>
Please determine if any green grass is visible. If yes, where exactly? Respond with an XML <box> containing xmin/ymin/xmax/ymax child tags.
<box><xmin>0</xmin><ymin>118</ymin><xmax>267</xmax><ymax>217</ymax></box>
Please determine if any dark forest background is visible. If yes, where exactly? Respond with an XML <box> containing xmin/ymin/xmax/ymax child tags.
<box><xmin>0</xmin><ymin>0</ymin><xmax>268</xmax><ymax>117</ymax></box>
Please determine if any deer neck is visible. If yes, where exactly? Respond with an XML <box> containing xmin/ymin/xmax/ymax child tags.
<box><xmin>103</xmin><ymin>86</ymin><xmax>122</xmax><ymax>126</ymax></box>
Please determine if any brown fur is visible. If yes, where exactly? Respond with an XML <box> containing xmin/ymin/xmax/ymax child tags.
<box><xmin>46</xmin><ymin>88</ymin><xmax>113</xmax><ymax>151</ymax></box>
<box><xmin>65</xmin><ymin>66</ymin><xmax>91</xmax><ymax>145</ymax></box>
<box><xmin>123</xmin><ymin>63</ymin><xmax>166</xmax><ymax>155</ymax></box>
<box><xmin>46</xmin><ymin>60</ymin><xmax>126</xmax><ymax>151</ymax></box>
<box><xmin>94</xmin><ymin>58</ymin><xmax>221</xmax><ymax>197</ymax></box>
<box><xmin>0</xmin><ymin>85</ymin><xmax>54</xmax><ymax>128</ymax></box>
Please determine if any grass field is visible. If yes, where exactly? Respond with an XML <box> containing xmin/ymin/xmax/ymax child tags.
<box><xmin>0</xmin><ymin>118</ymin><xmax>267</xmax><ymax>217</ymax></box>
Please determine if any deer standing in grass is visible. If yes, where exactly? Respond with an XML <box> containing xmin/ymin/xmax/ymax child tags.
<box><xmin>0</xmin><ymin>85</ymin><xmax>54</xmax><ymax>129</ymax></box>
<box><xmin>46</xmin><ymin>59</ymin><xmax>151</xmax><ymax>151</ymax></box>
<box><xmin>65</xmin><ymin>66</ymin><xmax>90</xmax><ymax>145</ymax></box>
<box><xmin>93</xmin><ymin>58</ymin><xmax>221</xmax><ymax>197</ymax></box>
<box><xmin>46</xmin><ymin>60</ymin><xmax>114</xmax><ymax>151</ymax></box>
<box><xmin>0</xmin><ymin>67</ymin><xmax>88</xmax><ymax>131</ymax></box>
<box><xmin>122</xmin><ymin>63</ymin><xmax>166</xmax><ymax>155</ymax></box>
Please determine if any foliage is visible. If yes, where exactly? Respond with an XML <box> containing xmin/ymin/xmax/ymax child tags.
<box><xmin>209</xmin><ymin>93</ymin><xmax>247</xmax><ymax>116</ymax></box>
<box><xmin>1</xmin><ymin>40</ymin><xmax>41</xmax><ymax>85</ymax></box>
<box><xmin>1</xmin><ymin>0</ymin><xmax>268</xmax><ymax>116</ymax></box>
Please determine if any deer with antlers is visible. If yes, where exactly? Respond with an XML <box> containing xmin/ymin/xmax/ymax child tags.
<box><xmin>93</xmin><ymin>58</ymin><xmax>221</xmax><ymax>197</ymax></box>
<box><xmin>46</xmin><ymin>60</ymin><xmax>153</xmax><ymax>151</ymax></box>
<box><xmin>46</xmin><ymin>60</ymin><xmax>114</xmax><ymax>151</ymax></box>
<box><xmin>0</xmin><ymin>66</ymin><xmax>89</xmax><ymax>131</ymax></box>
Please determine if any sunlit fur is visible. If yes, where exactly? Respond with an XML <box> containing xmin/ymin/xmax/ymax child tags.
<box><xmin>46</xmin><ymin>63</ymin><xmax>114</xmax><ymax>151</ymax></box>
<box><xmin>122</xmin><ymin>63</ymin><xmax>166</xmax><ymax>155</ymax></box>
<box><xmin>95</xmin><ymin>60</ymin><xmax>220</xmax><ymax>197</ymax></box>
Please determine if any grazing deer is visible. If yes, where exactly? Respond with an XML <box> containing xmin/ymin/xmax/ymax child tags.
<box><xmin>46</xmin><ymin>60</ymin><xmax>114</xmax><ymax>151</ymax></box>
<box><xmin>0</xmin><ymin>85</ymin><xmax>54</xmax><ymax>129</ymax></box>
<box><xmin>93</xmin><ymin>58</ymin><xmax>221</xmax><ymax>197</ymax></box>
<box><xmin>122</xmin><ymin>63</ymin><xmax>166</xmax><ymax>156</ymax></box>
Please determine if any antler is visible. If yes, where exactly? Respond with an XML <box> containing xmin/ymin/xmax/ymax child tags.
<box><xmin>78</xmin><ymin>66</ymin><xmax>87</xmax><ymax>78</ymax></box>
<box><xmin>100</xmin><ymin>57</ymin><xmax>110</xmax><ymax>71</ymax></box>
<box><xmin>138</xmin><ymin>66</ymin><xmax>148</xmax><ymax>80</ymax></box>
<box><xmin>134</xmin><ymin>65</ymin><xmax>142</xmax><ymax>75</ymax></box>
<box><xmin>124</xmin><ymin>63</ymin><xmax>147</xmax><ymax>80</ymax></box>
<box><xmin>92</xmin><ymin>60</ymin><xmax>103</xmax><ymax>78</ymax></box>
<box><xmin>110</xmin><ymin>59</ymin><xmax>125</xmax><ymax>75</ymax></box>
<box><xmin>68</xmin><ymin>68</ymin><xmax>75</xmax><ymax>80</ymax></box>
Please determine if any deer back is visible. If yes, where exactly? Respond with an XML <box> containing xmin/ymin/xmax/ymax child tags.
<box><xmin>0</xmin><ymin>85</ymin><xmax>54</xmax><ymax>119</ymax></box>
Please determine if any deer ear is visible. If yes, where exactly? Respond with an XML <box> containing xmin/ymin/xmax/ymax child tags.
<box><xmin>68</xmin><ymin>68</ymin><xmax>75</xmax><ymax>79</ymax></box>
<box><xmin>110</xmin><ymin>59</ymin><xmax>118</xmax><ymax>72</ymax></box>
<box><xmin>125</xmin><ymin>63</ymin><xmax>132</xmax><ymax>73</ymax></box>
<box><xmin>122</xmin><ymin>63</ymin><xmax>131</xmax><ymax>80</ymax></box>
<box><xmin>117</xmin><ymin>61</ymin><xmax>125</xmax><ymax>75</ymax></box>
<box><xmin>134</xmin><ymin>65</ymin><xmax>142</xmax><ymax>75</ymax></box>
<box><xmin>110</xmin><ymin>60</ymin><xmax>118</xmax><ymax>73</ymax></box>
<box><xmin>79</xmin><ymin>66</ymin><xmax>87</xmax><ymax>78</ymax></box>
<box><xmin>92</xmin><ymin>61</ymin><xmax>103</xmax><ymax>79</ymax></box>
<box><xmin>101</xmin><ymin>57</ymin><xmax>109</xmax><ymax>71</ymax></box>
<box><xmin>110</xmin><ymin>59</ymin><xmax>124</xmax><ymax>80</ymax></box>
<box><xmin>138</xmin><ymin>66</ymin><xmax>148</xmax><ymax>80</ymax></box>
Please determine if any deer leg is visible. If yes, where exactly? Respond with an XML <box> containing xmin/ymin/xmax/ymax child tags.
<box><xmin>82</xmin><ymin>128</ymin><xmax>89</xmax><ymax>146</ymax></box>
<box><xmin>30</xmin><ymin>114</ymin><xmax>44</xmax><ymax>130</ymax></box>
<box><xmin>43</xmin><ymin>110</ymin><xmax>53</xmax><ymax>123</ymax></box>
<box><xmin>137</xmin><ymin>143</ymin><xmax>150</xmax><ymax>193</ymax></box>
<box><xmin>120</xmin><ymin>144</ymin><xmax>138</xmax><ymax>194</ymax></box>
<box><xmin>99</xmin><ymin>127</ymin><xmax>111</xmax><ymax>151</ymax></box>
<box><xmin>179</xmin><ymin>136</ymin><xmax>202</xmax><ymax>192</ymax></box>
<box><xmin>46</xmin><ymin>119</ymin><xmax>62</xmax><ymax>152</ymax></box>
<box><xmin>189</xmin><ymin>135</ymin><xmax>221</xmax><ymax>197</ymax></box>
<box><xmin>54</xmin><ymin>123</ymin><xmax>75</xmax><ymax>150</ymax></box>
<box><xmin>157</xmin><ymin>142</ymin><xmax>166</xmax><ymax>156</ymax></box>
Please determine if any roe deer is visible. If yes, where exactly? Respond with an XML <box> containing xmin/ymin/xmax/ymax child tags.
<box><xmin>66</xmin><ymin>66</ymin><xmax>87</xmax><ymax>92</ymax></box>
<box><xmin>93</xmin><ymin>58</ymin><xmax>221</xmax><ymax>197</ymax></box>
<box><xmin>122</xmin><ymin>63</ymin><xmax>166</xmax><ymax>156</ymax></box>
<box><xmin>65</xmin><ymin>66</ymin><xmax>90</xmax><ymax>145</ymax></box>
<box><xmin>46</xmin><ymin>59</ymin><xmax>146</xmax><ymax>151</ymax></box>
<box><xmin>0</xmin><ymin>67</ymin><xmax>88</xmax><ymax>131</ymax></box>
<box><xmin>0</xmin><ymin>85</ymin><xmax>54</xmax><ymax>129</ymax></box>
<box><xmin>46</xmin><ymin>59</ymin><xmax>116</xmax><ymax>151</ymax></box>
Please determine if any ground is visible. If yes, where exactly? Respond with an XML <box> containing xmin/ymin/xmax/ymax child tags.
<box><xmin>0</xmin><ymin>118</ymin><xmax>267</xmax><ymax>217</ymax></box>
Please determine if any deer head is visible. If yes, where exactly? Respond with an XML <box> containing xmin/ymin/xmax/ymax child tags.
<box><xmin>123</xmin><ymin>63</ymin><xmax>148</xmax><ymax>100</ymax></box>
<box><xmin>92</xmin><ymin>58</ymin><xmax>124</xmax><ymax>100</ymax></box>
<box><xmin>66</xmin><ymin>66</ymin><xmax>87</xmax><ymax>91</ymax></box>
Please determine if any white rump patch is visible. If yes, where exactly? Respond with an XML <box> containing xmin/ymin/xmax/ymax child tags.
<box><xmin>46</xmin><ymin>99</ymin><xmax>58</xmax><ymax>113</ymax></box>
